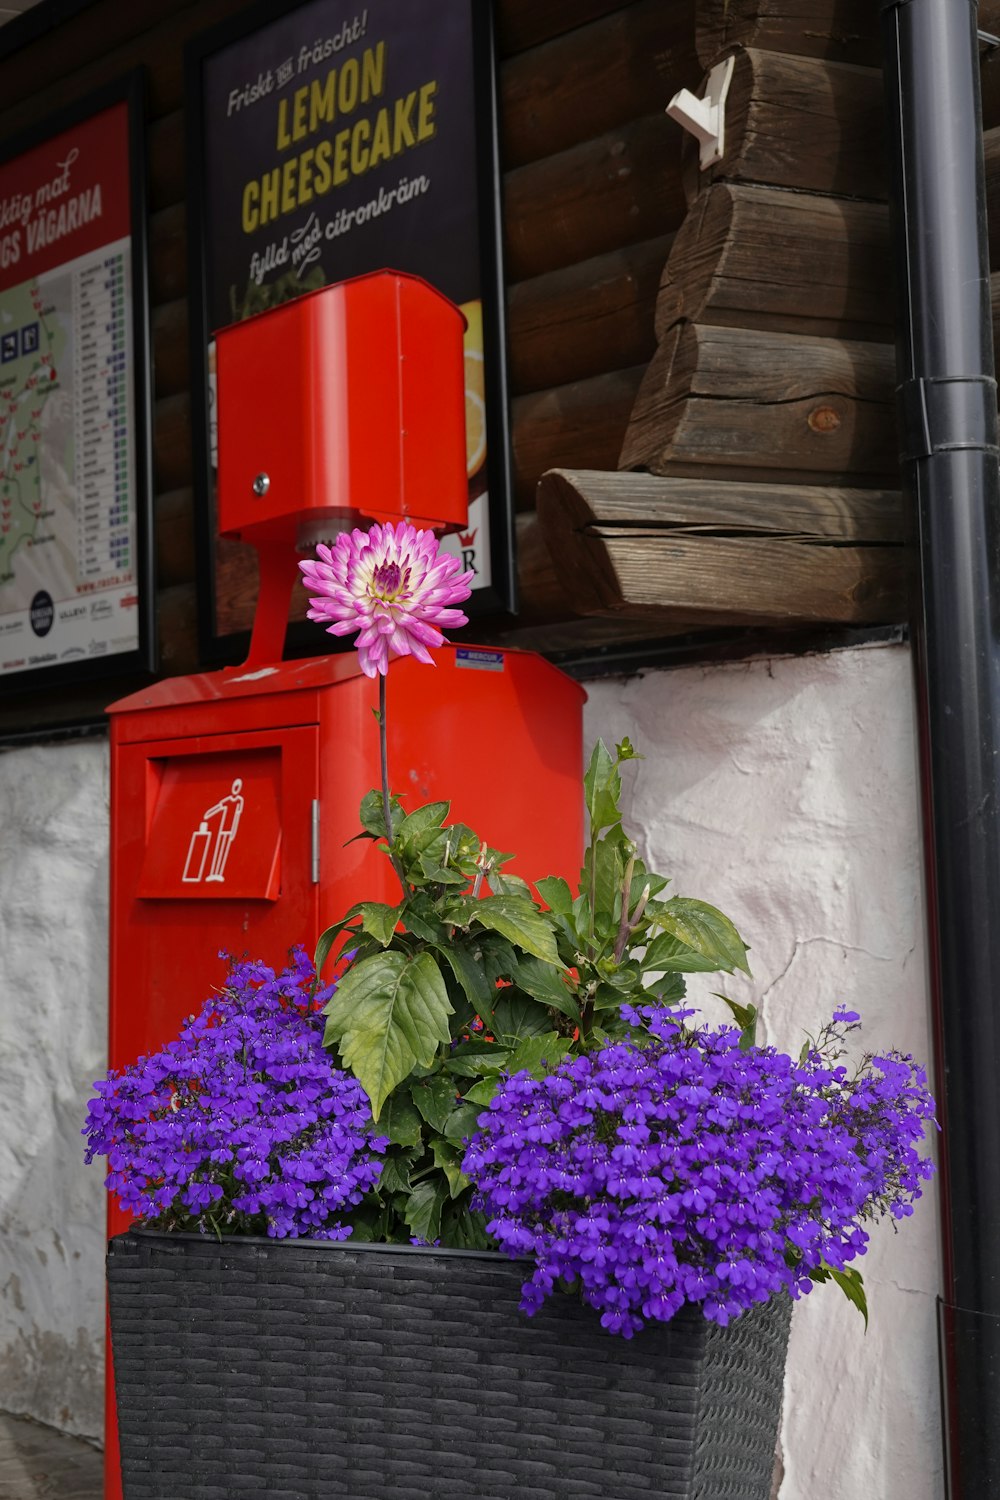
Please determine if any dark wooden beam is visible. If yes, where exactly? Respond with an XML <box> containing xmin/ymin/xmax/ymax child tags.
<box><xmin>503</xmin><ymin>114</ymin><xmax>687</xmax><ymax>281</ymax></box>
<box><xmin>508</xmin><ymin>237</ymin><xmax>671</xmax><ymax>394</ymax></box>
<box><xmin>501</xmin><ymin>0</ymin><xmax>697</xmax><ymax>168</ymax></box>
<box><xmin>496</xmin><ymin>0</ymin><xmax>630</xmax><ymax>57</ymax></box>
<box><xmin>696</xmin><ymin>0</ymin><xmax>880</xmax><ymax>69</ymax></box>
<box><xmin>661</xmin><ymin>182</ymin><xmax>891</xmax><ymax>341</ymax></box>
<box><xmin>620</xmin><ymin>323</ymin><xmax>897</xmax><ymax>485</ymax></box>
<box><xmin>687</xmin><ymin>49</ymin><xmax>885</xmax><ymax>203</ymax></box>
<box><xmin>512</xmin><ymin>365</ymin><xmax>645</xmax><ymax>507</ymax></box>
<box><xmin>537</xmin><ymin>467</ymin><xmax>911</xmax><ymax>625</ymax></box>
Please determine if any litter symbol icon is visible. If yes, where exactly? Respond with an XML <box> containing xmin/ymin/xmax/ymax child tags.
<box><xmin>182</xmin><ymin>778</ymin><xmax>244</xmax><ymax>884</ymax></box>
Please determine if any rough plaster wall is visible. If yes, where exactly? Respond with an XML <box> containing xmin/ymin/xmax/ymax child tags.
<box><xmin>584</xmin><ymin>640</ymin><xmax>944</xmax><ymax>1500</ymax></box>
<box><xmin>0</xmin><ymin>739</ymin><xmax>108</xmax><ymax>1442</ymax></box>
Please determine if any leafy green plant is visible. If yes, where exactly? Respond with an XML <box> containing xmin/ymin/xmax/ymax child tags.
<box><xmin>313</xmin><ymin>793</ymin><xmax>569</xmax><ymax>1247</ymax></box>
<box><xmin>313</xmin><ymin>739</ymin><xmax>753</xmax><ymax>1249</ymax></box>
<box><xmin>535</xmin><ymin>737</ymin><xmax>753</xmax><ymax>1047</ymax></box>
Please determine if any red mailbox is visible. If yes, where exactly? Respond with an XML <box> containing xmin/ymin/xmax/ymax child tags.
<box><xmin>104</xmin><ymin>271</ymin><xmax>585</xmax><ymax>1498</ymax></box>
<box><xmin>108</xmin><ymin>647</ymin><xmax>585</xmax><ymax>1079</ymax></box>
<box><xmin>216</xmin><ymin>270</ymin><xmax>468</xmax><ymax>544</ymax></box>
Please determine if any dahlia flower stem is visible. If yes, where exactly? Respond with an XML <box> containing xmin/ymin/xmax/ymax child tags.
<box><xmin>379</xmin><ymin>673</ymin><xmax>391</xmax><ymax>832</ymax></box>
<box><xmin>379</xmin><ymin>673</ymin><xmax>409</xmax><ymax>897</ymax></box>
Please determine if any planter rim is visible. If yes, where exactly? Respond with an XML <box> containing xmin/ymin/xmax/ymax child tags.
<box><xmin>114</xmin><ymin>1227</ymin><xmax>530</xmax><ymax>1264</ymax></box>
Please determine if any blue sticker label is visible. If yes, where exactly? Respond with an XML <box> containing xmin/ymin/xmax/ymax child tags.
<box><xmin>456</xmin><ymin>648</ymin><xmax>504</xmax><ymax>672</ymax></box>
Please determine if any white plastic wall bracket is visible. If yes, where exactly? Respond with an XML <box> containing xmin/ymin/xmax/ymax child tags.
<box><xmin>665</xmin><ymin>55</ymin><xmax>735</xmax><ymax>170</ymax></box>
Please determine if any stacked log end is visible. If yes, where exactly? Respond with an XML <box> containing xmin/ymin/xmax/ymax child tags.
<box><xmin>537</xmin><ymin>7</ymin><xmax>918</xmax><ymax>633</ymax></box>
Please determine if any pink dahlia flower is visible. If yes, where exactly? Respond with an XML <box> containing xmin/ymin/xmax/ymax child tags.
<box><xmin>298</xmin><ymin>521</ymin><xmax>474</xmax><ymax>678</ymax></box>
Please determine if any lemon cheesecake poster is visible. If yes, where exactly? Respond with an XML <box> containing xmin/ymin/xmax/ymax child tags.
<box><xmin>192</xmin><ymin>0</ymin><xmax>506</xmax><ymax>605</ymax></box>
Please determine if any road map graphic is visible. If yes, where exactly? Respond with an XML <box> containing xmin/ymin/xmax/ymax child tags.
<box><xmin>0</xmin><ymin>99</ymin><xmax>139</xmax><ymax>678</ymax></box>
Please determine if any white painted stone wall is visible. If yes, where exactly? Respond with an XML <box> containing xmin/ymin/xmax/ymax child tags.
<box><xmin>0</xmin><ymin>639</ymin><xmax>942</xmax><ymax>1489</ymax></box>
<box><xmin>584</xmin><ymin>640</ymin><xmax>943</xmax><ymax>1500</ymax></box>
<box><xmin>0</xmin><ymin>739</ymin><xmax>109</xmax><ymax>1442</ymax></box>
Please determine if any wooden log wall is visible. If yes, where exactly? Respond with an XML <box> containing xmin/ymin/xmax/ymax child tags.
<box><xmin>536</xmin><ymin>0</ymin><xmax>925</xmax><ymax>629</ymax></box>
<box><xmin>535</xmin><ymin>0</ymin><xmax>1000</xmax><ymax>634</ymax></box>
<box><xmin>7</xmin><ymin>0</ymin><xmax>1000</xmax><ymax>727</ymax></box>
<box><xmin>0</xmin><ymin>0</ymin><xmax>706</xmax><ymax>730</ymax></box>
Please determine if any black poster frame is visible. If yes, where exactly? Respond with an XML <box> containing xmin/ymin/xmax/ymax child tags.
<box><xmin>0</xmin><ymin>70</ymin><xmax>155</xmax><ymax>697</ymax></box>
<box><xmin>185</xmin><ymin>0</ymin><xmax>514</xmax><ymax>668</ymax></box>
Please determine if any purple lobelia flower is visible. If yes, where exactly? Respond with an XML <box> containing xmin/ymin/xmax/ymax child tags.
<box><xmin>463</xmin><ymin>1007</ymin><xmax>936</xmax><ymax>1338</ymax></box>
<box><xmin>298</xmin><ymin>521</ymin><xmax>473</xmax><ymax>678</ymax></box>
<box><xmin>83</xmin><ymin>950</ymin><xmax>386</xmax><ymax>1239</ymax></box>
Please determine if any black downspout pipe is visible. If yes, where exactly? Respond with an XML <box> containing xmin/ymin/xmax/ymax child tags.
<box><xmin>880</xmin><ymin>2</ymin><xmax>1000</xmax><ymax>1493</ymax></box>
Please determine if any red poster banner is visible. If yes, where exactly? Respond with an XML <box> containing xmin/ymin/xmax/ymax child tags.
<box><xmin>0</xmin><ymin>101</ymin><xmax>131</xmax><ymax>296</ymax></box>
<box><xmin>0</xmin><ymin>76</ymin><xmax>155</xmax><ymax>700</ymax></box>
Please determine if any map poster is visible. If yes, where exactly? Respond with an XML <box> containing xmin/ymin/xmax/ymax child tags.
<box><xmin>0</xmin><ymin>75</ymin><xmax>153</xmax><ymax>693</ymax></box>
<box><xmin>187</xmin><ymin>0</ymin><xmax>512</xmax><ymax>662</ymax></box>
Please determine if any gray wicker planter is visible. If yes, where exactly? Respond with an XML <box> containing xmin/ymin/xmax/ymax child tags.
<box><xmin>107</xmin><ymin>1230</ymin><xmax>790</xmax><ymax>1500</ymax></box>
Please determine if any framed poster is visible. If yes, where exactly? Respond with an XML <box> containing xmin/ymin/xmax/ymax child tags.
<box><xmin>187</xmin><ymin>0</ymin><xmax>513</xmax><ymax>664</ymax></box>
<box><xmin>0</xmin><ymin>73</ymin><xmax>154</xmax><ymax>693</ymax></box>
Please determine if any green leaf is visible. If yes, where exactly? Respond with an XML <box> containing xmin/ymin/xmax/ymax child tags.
<box><xmin>410</xmin><ymin>1074</ymin><xmax>460</xmax><ymax>1134</ymax></box>
<box><xmin>443</xmin><ymin>894</ymin><xmax>559</xmax><ymax>965</ymax></box>
<box><xmin>514</xmin><ymin>955</ymin><xmax>580</xmax><ymax>1022</ymax></box>
<box><xmin>570</xmin><ymin>893</ymin><xmax>594</xmax><ymax>951</ymax></box>
<box><xmin>535</xmin><ymin>875</ymin><xmax>575</xmax><ymax>915</ymax></box>
<box><xmin>358</xmin><ymin>902</ymin><xmax>403</xmax><ymax>946</ymax></box>
<box><xmin>583</xmin><ymin>828</ymin><xmax>628</xmax><ymax>940</ymax></box>
<box><xmin>378</xmin><ymin>1094</ymin><xmax>424</xmax><ymax>1147</ymax></box>
<box><xmin>401</xmin><ymin>894</ymin><xmax>449</xmax><ymax>945</ymax></box>
<box><xmin>461</xmin><ymin>1077</ymin><xmax>503</xmax><ymax>1107</ymax></box>
<box><xmin>830</xmin><ymin>1265</ymin><xmax>868</xmax><ymax>1329</ymax></box>
<box><xmin>644</xmin><ymin>971</ymin><xmax>687</xmax><ymax>1006</ymax></box>
<box><xmin>505</xmin><ymin>1031</ymin><xmax>573</xmax><ymax>1078</ymax></box>
<box><xmin>396</xmin><ymin>802</ymin><xmax>450</xmax><ymax>847</ymax></box>
<box><xmin>442</xmin><ymin>1045</ymin><xmax>511</xmax><ymax>1078</ymax></box>
<box><xmin>652</xmin><ymin>898</ymin><xmax>751</xmax><ymax>976</ymax></box>
<box><xmin>477</xmin><ymin>933</ymin><xmax>520</xmax><ymax>986</ymax></box>
<box><xmin>642</xmin><ymin>926</ymin><xmax>737</xmax><ymax>976</ymax></box>
<box><xmin>488</xmin><ymin>869</ymin><xmax>533</xmax><ymax>900</ymax></box>
<box><xmin>443</xmin><ymin>1101</ymin><xmax>486</xmax><ymax>1145</ymax></box>
<box><xmin>359</xmin><ymin>789</ymin><xmax>403</xmax><ymax>838</ymax></box>
<box><xmin>431</xmin><ymin>1141</ymin><xmax>470</xmax><ymax>1199</ymax></box>
<box><xmin>432</xmin><ymin>942</ymin><xmax>497</xmax><ymax>1024</ymax></box>
<box><xmin>416</xmin><ymin>852</ymin><xmax>468</xmax><ymax>886</ymax></box>
<box><xmin>595</xmin><ymin>957</ymin><xmax>643</xmax><ymax>991</ymax></box>
<box><xmin>716</xmin><ymin>993</ymin><xmax>758</xmax><ymax>1050</ymax></box>
<box><xmin>440</xmin><ymin>1200</ymin><xmax>490</xmax><ymax>1250</ymax></box>
<box><xmin>482</xmin><ymin>843</ymin><xmax>515</xmax><ymax>873</ymax></box>
<box><xmin>627</xmin><ymin>857</ymin><xmax>669</xmax><ymax>909</ymax></box>
<box><xmin>378</xmin><ymin>1153</ymin><xmax>415</xmax><ymax>1195</ymax></box>
<box><xmin>591</xmin><ymin>981</ymin><xmax>635</xmax><ymax>1013</ymax></box>
<box><xmin>324</xmin><ymin>950</ymin><xmax>453</xmax><ymax>1121</ymax></box>
<box><xmin>401</xmin><ymin>821</ymin><xmax>482</xmax><ymax>885</ymax></box>
<box><xmin>491</xmin><ymin>990</ymin><xmax>551</xmax><ymax>1045</ymax></box>
<box><xmin>344</xmin><ymin>1208</ymin><xmax>382</xmax><ymax>1242</ymax></box>
<box><xmin>584</xmin><ymin>740</ymin><xmax>623</xmax><ymax>838</ymax></box>
<box><xmin>314</xmin><ymin>904</ymin><xmax>367</xmax><ymax>975</ymax></box>
<box><xmin>404</xmin><ymin>1178</ymin><xmax>450</xmax><ymax>1244</ymax></box>
<box><xmin>447</xmin><ymin>825</ymin><xmax>492</xmax><ymax>878</ymax></box>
